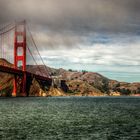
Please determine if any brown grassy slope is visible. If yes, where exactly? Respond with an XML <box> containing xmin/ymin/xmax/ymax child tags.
<box><xmin>23</xmin><ymin>64</ymin><xmax>140</xmax><ymax>95</ymax></box>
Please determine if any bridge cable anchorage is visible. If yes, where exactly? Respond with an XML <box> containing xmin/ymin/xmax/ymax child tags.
<box><xmin>26</xmin><ymin>24</ymin><xmax>50</xmax><ymax>77</ymax></box>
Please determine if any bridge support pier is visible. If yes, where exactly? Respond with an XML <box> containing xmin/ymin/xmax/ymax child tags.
<box><xmin>12</xmin><ymin>75</ymin><xmax>17</xmax><ymax>97</ymax></box>
<box><xmin>21</xmin><ymin>72</ymin><xmax>27</xmax><ymax>96</ymax></box>
<box><xmin>12</xmin><ymin>74</ymin><xmax>27</xmax><ymax>97</ymax></box>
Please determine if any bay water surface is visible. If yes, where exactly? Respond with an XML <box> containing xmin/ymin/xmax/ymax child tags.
<box><xmin>0</xmin><ymin>96</ymin><xmax>140</xmax><ymax>140</ymax></box>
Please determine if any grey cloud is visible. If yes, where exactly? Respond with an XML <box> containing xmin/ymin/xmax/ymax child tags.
<box><xmin>0</xmin><ymin>0</ymin><xmax>140</xmax><ymax>52</ymax></box>
<box><xmin>39</xmin><ymin>41</ymin><xmax>140</xmax><ymax>66</ymax></box>
<box><xmin>0</xmin><ymin>0</ymin><xmax>140</xmax><ymax>33</ymax></box>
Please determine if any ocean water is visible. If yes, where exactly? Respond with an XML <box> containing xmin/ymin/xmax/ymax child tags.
<box><xmin>0</xmin><ymin>97</ymin><xmax>140</xmax><ymax>140</ymax></box>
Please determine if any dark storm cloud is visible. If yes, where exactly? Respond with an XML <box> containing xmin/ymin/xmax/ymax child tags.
<box><xmin>0</xmin><ymin>0</ymin><xmax>140</xmax><ymax>48</ymax></box>
<box><xmin>0</xmin><ymin>0</ymin><xmax>140</xmax><ymax>33</ymax></box>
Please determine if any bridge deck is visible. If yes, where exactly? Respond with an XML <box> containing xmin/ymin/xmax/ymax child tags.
<box><xmin>0</xmin><ymin>65</ymin><xmax>52</xmax><ymax>82</ymax></box>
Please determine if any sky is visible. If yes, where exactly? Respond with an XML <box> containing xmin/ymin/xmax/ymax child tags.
<box><xmin>0</xmin><ymin>0</ymin><xmax>140</xmax><ymax>82</ymax></box>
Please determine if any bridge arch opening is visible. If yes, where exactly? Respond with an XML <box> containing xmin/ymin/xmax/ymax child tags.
<box><xmin>17</xmin><ymin>47</ymin><xmax>23</xmax><ymax>56</ymax></box>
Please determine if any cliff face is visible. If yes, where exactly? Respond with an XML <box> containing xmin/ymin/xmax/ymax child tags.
<box><xmin>0</xmin><ymin>58</ymin><xmax>140</xmax><ymax>96</ymax></box>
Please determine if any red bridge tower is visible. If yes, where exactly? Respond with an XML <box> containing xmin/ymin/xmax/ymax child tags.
<box><xmin>12</xmin><ymin>21</ymin><xmax>27</xmax><ymax>96</ymax></box>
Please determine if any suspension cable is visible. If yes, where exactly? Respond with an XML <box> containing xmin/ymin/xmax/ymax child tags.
<box><xmin>27</xmin><ymin>36</ymin><xmax>44</xmax><ymax>75</ymax></box>
<box><xmin>0</xmin><ymin>23</ymin><xmax>14</xmax><ymax>32</ymax></box>
<box><xmin>27</xmin><ymin>45</ymin><xmax>43</xmax><ymax>75</ymax></box>
<box><xmin>26</xmin><ymin>24</ymin><xmax>49</xmax><ymax>76</ymax></box>
<box><xmin>0</xmin><ymin>26</ymin><xmax>15</xmax><ymax>36</ymax></box>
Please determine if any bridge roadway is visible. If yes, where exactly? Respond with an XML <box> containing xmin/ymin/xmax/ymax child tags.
<box><xmin>0</xmin><ymin>65</ymin><xmax>52</xmax><ymax>83</ymax></box>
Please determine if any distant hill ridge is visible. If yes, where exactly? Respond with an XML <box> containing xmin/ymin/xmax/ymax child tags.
<box><xmin>0</xmin><ymin>58</ymin><xmax>140</xmax><ymax>96</ymax></box>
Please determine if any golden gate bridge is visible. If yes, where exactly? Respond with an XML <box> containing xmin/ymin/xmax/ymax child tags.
<box><xmin>0</xmin><ymin>20</ymin><xmax>52</xmax><ymax>96</ymax></box>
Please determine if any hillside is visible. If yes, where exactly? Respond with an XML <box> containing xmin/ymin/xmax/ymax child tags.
<box><xmin>25</xmin><ymin>64</ymin><xmax>140</xmax><ymax>96</ymax></box>
<box><xmin>0</xmin><ymin>58</ymin><xmax>140</xmax><ymax>96</ymax></box>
